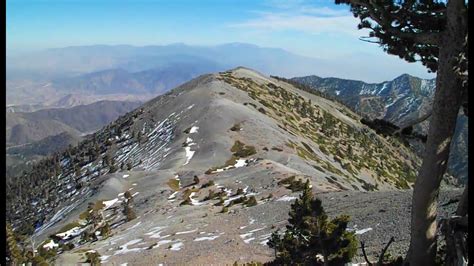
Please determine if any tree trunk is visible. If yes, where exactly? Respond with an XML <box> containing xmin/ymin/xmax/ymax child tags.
<box><xmin>455</xmin><ymin>185</ymin><xmax>468</xmax><ymax>216</ymax></box>
<box><xmin>406</xmin><ymin>0</ymin><xmax>467</xmax><ymax>265</ymax></box>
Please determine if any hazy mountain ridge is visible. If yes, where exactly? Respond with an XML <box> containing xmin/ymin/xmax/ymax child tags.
<box><xmin>5</xmin><ymin>101</ymin><xmax>143</xmax><ymax>179</ymax></box>
<box><xmin>6</xmin><ymin>100</ymin><xmax>143</xmax><ymax>147</ymax></box>
<box><xmin>51</xmin><ymin>62</ymin><xmax>223</xmax><ymax>96</ymax></box>
<box><xmin>291</xmin><ymin>74</ymin><xmax>467</xmax><ymax>182</ymax></box>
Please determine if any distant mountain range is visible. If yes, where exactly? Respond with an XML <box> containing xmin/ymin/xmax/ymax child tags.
<box><xmin>291</xmin><ymin>74</ymin><xmax>467</xmax><ymax>183</ymax></box>
<box><xmin>50</xmin><ymin>63</ymin><xmax>220</xmax><ymax>96</ymax></box>
<box><xmin>7</xmin><ymin>43</ymin><xmax>329</xmax><ymax>79</ymax></box>
<box><xmin>6</xmin><ymin>100</ymin><xmax>143</xmax><ymax>147</ymax></box>
<box><xmin>7</xmin><ymin>43</ymin><xmax>329</xmax><ymax>107</ymax></box>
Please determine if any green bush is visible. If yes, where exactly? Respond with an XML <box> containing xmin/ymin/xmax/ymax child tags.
<box><xmin>267</xmin><ymin>181</ymin><xmax>357</xmax><ymax>265</ymax></box>
<box><xmin>85</xmin><ymin>251</ymin><xmax>101</xmax><ymax>266</ymax></box>
<box><xmin>221</xmin><ymin>206</ymin><xmax>229</xmax><ymax>213</ymax></box>
<box><xmin>245</xmin><ymin>196</ymin><xmax>258</xmax><ymax>207</ymax></box>
<box><xmin>277</xmin><ymin>176</ymin><xmax>306</xmax><ymax>192</ymax></box>
<box><xmin>231</xmin><ymin>141</ymin><xmax>257</xmax><ymax>158</ymax></box>
<box><xmin>201</xmin><ymin>180</ymin><xmax>215</xmax><ymax>188</ymax></box>
<box><xmin>230</xmin><ymin>123</ymin><xmax>242</xmax><ymax>131</ymax></box>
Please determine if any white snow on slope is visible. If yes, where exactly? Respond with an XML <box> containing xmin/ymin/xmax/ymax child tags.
<box><xmin>169</xmin><ymin>242</ymin><xmax>184</xmax><ymax>251</ymax></box>
<box><xmin>184</xmin><ymin>147</ymin><xmax>195</xmax><ymax>165</ymax></box>
<box><xmin>56</xmin><ymin>227</ymin><xmax>83</xmax><ymax>240</ymax></box>
<box><xmin>175</xmin><ymin>229</ymin><xmax>197</xmax><ymax>235</ymax></box>
<box><xmin>103</xmin><ymin>198</ymin><xmax>119</xmax><ymax>209</ymax></box>
<box><xmin>194</xmin><ymin>233</ymin><xmax>224</xmax><ymax>241</ymax></box>
<box><xmin>354</xmin><ymin>228</ymin><xmax>373</xmax><ymax>235</ymax></box>
<box><xmin>277</xmin><ymin>195</ymin><xmax>297</xmax><ymax>201</ymax></box>
<box><xmin>244</xmin><ymin>237</ymin><xmax>255</xmax><ymax>244</ymax></box>
<box><xmin>42</xmin><ymin>239</ymin><xmax>58</xmax><ymax>250</ymax></box>
<box><xmin>189</xmin><ymin>192</ymin><xmax>206</xmax><ymax>206</ymax></box>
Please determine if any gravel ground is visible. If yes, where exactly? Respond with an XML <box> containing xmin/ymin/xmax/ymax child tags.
<box><xmin>318</xmin><ymin>188</ymin><xmax>463</xmax><ymax>263</ymax></box>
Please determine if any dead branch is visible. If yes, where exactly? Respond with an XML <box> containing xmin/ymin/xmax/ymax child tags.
<box><xmin>378</xmin><ymin>236</ymin><xmax>395</xmax><ymax>265</ymax></box>
<box><xmin>360</xmin><ymin>240</ymin><xmax>373</xmax><ymax>266</ymax></box>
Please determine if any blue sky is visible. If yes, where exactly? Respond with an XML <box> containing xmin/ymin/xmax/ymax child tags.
<box><xmin>7</xmin><ymin>0</ymin><xmax>435</xmax><ymax>80</ymax></box>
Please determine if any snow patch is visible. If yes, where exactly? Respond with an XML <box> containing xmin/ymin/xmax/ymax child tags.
<box><xmin>355</xmin><ymin>228</ymin><xmax>373</xmax><ymax>235</ymax></box>
<box><xmin>240</xmin><ymin>233</ymin><xmax>253</xmax><ymax>239</ymax></box>
<box><xmin>189</xmin><ymin>126</ymin><xmax>199</xmax><ymax>133</ymax></box>
<box><xmin>42</xmin><ymin>239</ymin><xmax>58</xmax><ymax>250</ymax></box>
<box><xmin>277</xmin><ymin>195</ymin><xmax>297</xmax><ymax>201</ymax></box>
<box><xmin>194</xmin><ymin>233</ymin><xmax>224</xmax><ymax>241</ymax></box>
<box><xmin>234</xmin><ymin>159</ymin><xmax>247</xmax><ymax>168</ymax></box>
<box><xmin>103</xmin><ymin>198</ymin><xmax>119</xmax><ymax>209</ymax></box>
<box><xmin>249</xmin><ymin>227</ymin><xmax>266</xmax><ymax>233</ymax></box>
<box><xmin>175</xmin><ymin>229</ymin><xmax>197</xmax><ymax>235</ymax></box>
<box><xmin>56</xmin><ymin>227</ymin><xmax>83</xmax><ymax>240</ymax></box>
<box><xmin>244</xmin><ymin>237</ymin><xmax>255</xmax><ymax>244</ymax></box>
<box><xmin>168</xmin><ymin>191</ymin><xmax>178</xmax><ymax>200</ymax></box>
<box><xmin>169</xmin><ymin>242</ymin><xmax>184</xmax><ymax>251</ymax></box>
<box><xmin>184</xmin><ymin>147</ymin><xmax>195</xmax><ymax>165</ymax></box>
<box><xmin>189</xmin><ymin>192</ymin><xmax>206</xmax><ymax>206</ymax></box>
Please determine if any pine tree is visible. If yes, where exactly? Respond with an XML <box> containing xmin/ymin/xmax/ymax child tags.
<box><xmin>123</xmin><ymin>191</ymin><xmax>137</xmax><ymax>221</ymax></box>
<box><xmin>126</xmin><ymin>161</ymin><xmax>133</xmax><ymax>170</ymax></box>
<box><xmin>335</xmin><ymin>1</ymin><xmax>467</xmax><ymax>264</ymax></box>
<box><xmin>267</xmin><ymin>181</ymin><xmax>357</xmax><ymax>265</ymax></box>
<box><xmin>193</xmin><ymin>175</ymin><xmax>200</xmax><ymax>185</ymax></box>
<box><xmin>6</xmin><ymin>224</ymin><xmax>25</xmax><ymax>265</ymax></box>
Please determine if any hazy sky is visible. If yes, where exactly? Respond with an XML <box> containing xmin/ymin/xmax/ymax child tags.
<box><xmin>7</xmin><ymin>0</ymin><xmax>435</xmax><ymax>80</ymax></box>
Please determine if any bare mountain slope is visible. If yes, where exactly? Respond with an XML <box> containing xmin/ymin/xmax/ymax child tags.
<box><xmin>8</xmin><ymin>67</ymin><xmax>430</xmax><ymax>265</ymax></box>
<box><xmin>291</xmin><ymin>74</ymin><xmax>468</xmax><ymax>183</ymax></box>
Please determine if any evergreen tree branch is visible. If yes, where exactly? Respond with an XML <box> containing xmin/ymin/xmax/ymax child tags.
<box><xmin>341</xmin><ymin>0</ymin><xmax>442</xmax><ymax>45</ymax></box>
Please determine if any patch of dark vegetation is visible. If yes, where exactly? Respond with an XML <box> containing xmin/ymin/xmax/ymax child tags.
<box><xmin>226</xmin><ymin>195</ymin><xmax>258</xmax><ymax>208</ymax></box>
<box><xmin>361</xmin><ymin>118</ymin><xmax>399</xmax><ymax>136</ymax></box>
<box><xmin>203</xmin><ymin>189</ymin><xmax>227</xmax><ymax>201</ymax></box>
<box><xmin>271</xmin><ymin>147</ymin><xmax>283</xmax><ymax>152</ymax></box>
<box><xmin>267</xmin><ymin>180</ymin><xmax>357</xmax><ymax>265</ymax></box>
<box><xmin>245</xmin><ymin>196</ymin><xmax>258</xmax><ymax>207</ymax></box>
<box><xmin>200</xmin><ymin>180</ymin><xmax>215</xmax><ymax>188</ymax></box>
<box><xmin>312</xmin><ymin>164</ymin><xmax>325</xmax><ymax>173</ymax></box>
<box><xmin>244</xmin><ymin>102</ymin><xmax>257</xmax><ymax>108</ymax></box>
<box><xmin>230</xmin><ymin>123</ymin><xmax>242</xmax><ymax>131</ymax></box>
<box><xmin>205</xmin><ymin>156</ymin><xmax>238</xmax><ymax>174</ymax></box>
<box><xmin>278</xmin><ymin>176</ymin><xmax>307</xmax><ymax>192</ymax></box>
<box><xmin>258</xmin><ymin>107</ymin><xmax>267</xmax><ymax>114</ymax></box>
<box><xmin>85</xmin><ymin>250</ymin><xmax>101</xmax><ymax>265</ymax></box>
<box><xmin>301</xmin><ymin>142</ymin><xmax>314</xmax><ymax>153</ymax></box>
<box><xmin>231</xmin><ymin>141</ymin><xmax>256</xmax><ymax>157</ymax></box>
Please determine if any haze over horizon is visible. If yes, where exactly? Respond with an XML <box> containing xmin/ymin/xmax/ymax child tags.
<box><xmin>7</xmin><ymin>0</ymin><xmax>436</xmax><ymax>82</ymax></box>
